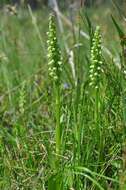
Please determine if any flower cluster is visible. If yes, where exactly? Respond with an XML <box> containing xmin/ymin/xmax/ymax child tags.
<box><xmin>47</xmin><ymin>14</ymin><xmax>62</xmax><ymax>83</ymax></box>
<box><xmin>89</xmin><ymin>26</ymin><xmax>103</xmax><ymax>89</ymax></box>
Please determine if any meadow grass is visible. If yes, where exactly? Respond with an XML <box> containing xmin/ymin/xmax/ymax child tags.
<box><xmin>0</xmin><ymin>4</ymin><xmax>126</xmax><ymax>190</ymax></box>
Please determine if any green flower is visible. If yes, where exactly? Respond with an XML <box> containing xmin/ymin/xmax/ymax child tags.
<box><xmin>47</xmin><ymin>14</ymin><xmax>62</xmax><ymax>83</ymax></box>
<box><xmin>89</xmin><ymin>26</ymin><xmax>103</xmax><ymax>88</ymax></box>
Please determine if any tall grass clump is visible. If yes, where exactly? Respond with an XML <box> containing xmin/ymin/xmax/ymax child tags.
<box><xmin>1</xmin><ymin>4</ymin><xmax>126</xmax><ymax>190</ymax></box>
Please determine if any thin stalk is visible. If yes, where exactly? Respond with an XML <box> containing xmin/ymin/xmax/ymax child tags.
<box><xmin>95</xmin><ymin>87</ymin><xmax>102</xmax><ymax>173</ymax></box>
<box><xmin>55</xmin><ymin>83</ymin><xmax>61</xmax><ymax>156</ymax></box>
<box><xmin>95</xmin><ymin>87</ymin><xmax>104</xmax><ymax>174</ymax></box>
<box><xmin>121</xmin><ymin>45</ymin><xmax>126</xmax><ymax>131</ymax></box>
<box><xmin>54</xmin><ymin>82</ymin><xmax>62</xmax><ymax>190</ymax></box>
<box><xmin>95</xmin><ymin>88</ymin><xmax>100</xmax><ymax>140</ymax></box>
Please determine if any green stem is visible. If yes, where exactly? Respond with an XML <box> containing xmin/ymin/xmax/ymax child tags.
<box><xmin>95</xmin><ymin>87</ymin><xmax>101</xmax><ymax>172</ymax></box>
<box><xmin>95</xmin><ymin>88</ymin><xmax>99</xmax><ymax>132</ymax></box>
<box><xmin>121</xmin><ymin>46</ymin><xmax>126</xmax><ymax>136</ymax></box>
<box><xmin>55</xmin><ymin>83</ymin><xmax>61</xmax><ymax>156</ymax></box>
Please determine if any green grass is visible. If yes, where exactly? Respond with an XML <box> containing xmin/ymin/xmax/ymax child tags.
<box><xmin>0</xmin><ymin>4</ymin><xmax>126</xmax><ymax>190</ymax></box>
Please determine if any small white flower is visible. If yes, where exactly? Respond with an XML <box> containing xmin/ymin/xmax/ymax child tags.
<box><xmin>47</xmin><ymin>14</ymin><xmax>62</xmax><ymax>82</ymax></box>
<box><xmin>124</xmin><ymin>70</ymin><xmax>126</xmax><ymax>75</ymax></box>
<box><xmin>89</xmin><ymin>26</ymin><xmax>102</xmax><ymax>88</ymax></box>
